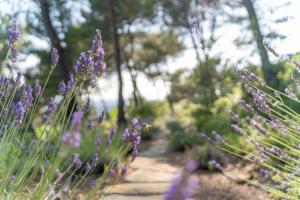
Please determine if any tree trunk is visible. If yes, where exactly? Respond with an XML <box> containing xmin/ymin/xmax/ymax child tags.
<box><xmin>108</xmin><ymin>0</ymin><xmax>126</xmax><ymax>125</ymax></box>
<box><xmin>242</xmin><ymin>0</ymin><xmax>275</xmax><ymax>86</ymax></box>
<box><xmin>39</xmin><ymin>0</ymin><xmax>70</xmax><ymax>81</ymax></box>
<box><xmin>126</xmin><ymin>25</ymin><xmax>141</xmax><ymax>106</ymax></box>
<box><xmin>127</xmin><ymin>63</ymin><xmax>139</xmax><ymax>106</ymax></box>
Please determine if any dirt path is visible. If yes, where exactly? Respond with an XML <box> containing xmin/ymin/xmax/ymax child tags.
<box><xmin>102</xmin><ymin>132</ymin><xmax>272</xmax><ymax>200</ymax></box>
<box><xmin>102</xmin><ymin>132</ymin><xmax>179</xmax><ymax>200</ymax></box>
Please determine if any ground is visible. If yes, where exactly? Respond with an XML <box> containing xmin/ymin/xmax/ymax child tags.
<box><xmin>99</xmin><ymin>131</ymin><xmax>272</xmax><ymax>200</ymax></box>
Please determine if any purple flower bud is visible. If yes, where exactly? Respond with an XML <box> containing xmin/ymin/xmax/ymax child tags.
<box><xmin>231</xmin><ymin>124</ymin><xmax>247</xmax><ymax>136</ymax></box>
<box><xmin>58</xmin><ymin>81</ymin><xmax>68</xmax><ymax>96</ymax></box>
<box><xmin>34</xmin><ymin>79</ymin><xmax>41</xmax><ymax>96</ymax></box>
<box><xmin>212</xmin><ymin>160</ymin><xmax>222</xmax><ymax>170</ymax></box>
<box><xmin>47</xmin><ymin>97</ymin><xmax>57</xmax><ymax>114</ymax></box>
<box><xmin>10</xmin><ymin>47</ymin><xmax>19</xmax><ymax>63</ymax></box>
<box><xmin>14</xmin><ymin>101</ymin><xmax>25</xmax><ymax>125</ymax></box>
<box><xmin>51</xmin><ymin>48</ymin><xmax>59</xmax><ymax>66</ymax></box>
<box><xmin>131</xmin><ymin>118</ymin><xmax>139</xmax><ymax>128</ymax></box>
<box><xmin>240</xmin><ymin>100</ymin><xmax>256</xmax><ymax>113</ymax></box>
<box><xmin>96</xmin><ymin>135</ymin><xmax>102</xmax><ymax>149</ymax></box>
<box><xmin>88</xmin><ymin>120</ymin><xmax>94</xmax><ymax>129</ymax></box>
<box><xmin>22</xmin><ymin>85</ymin><xmax>34</xmax><ymax>108</ymax></box>
<box><xmin>230</xmin><ymin>111</ymin><xmax>240</xmax><ymax>121</ymax></box>
<box><xmin>181</xmin><ymin>176</ymin><xmax>199</xmax><ymax>199</ymax></box>
<box><xmin>67</xmin><ymin>75</ymin><xmax>74</xmax><ymax>90</ymax></box>
<box><xmin>185</xmin><ymin>160</ymin><xmax>198</xmax><ymax>172</ymax></box>
<box><xmin>212</xmin><ymin>131</ymin><xmax>225</xmax><ymax>144</ymax></box>
<box><xmin>132</xmin><ymin>145</ymin><xmax>138</xmax><ymax>160</ymax></box>
<box><xmin>97</xmin><ymin>111</ymin><xmax>105</xmax><ymax>123</ymax></box>
<box><xmin>83</xmin><ymin>98</ymin><xmax>90</xmax><ymax>113</ymax></box>
<box><xmin>109</xmin><ymin>166</ymin><xmax>116</xmax><ymax>177</ymax></box>
<box><xmin>71</xmin><ymin>111</ymin><xmax>83</xmax><ymax>128</ymax></box>
<box><xmin>200</xmin><ymin>133</ymin><xmax>215</xmax><ymax>145</ymax></box>
<box><xmin>91</xmin><ymin>29</ymin><xmax>104</xmax><ymax>57</ymax></box>
<box><xmin>71</xmin><ymin>153</ymin><xmax>82</xmax><ymax>168</ymax></box>
<box><xmin>61</xmin><ymin>131</ymin><xmax>81</xmax><ymax>147</ymax></box>
<box><xmin>8</xmin><ymin>22</ymin><xmax>21</xmax><ymax>46</ymax></box>
<box><xmin>121</xmin><ymin>164</ymin><xmax>128</xmax><ymax>176</ymax></box>
<box><xmin>165</xmin><ymin>175</ymin><xmax>181</xmax><ymax>200</ymax></box>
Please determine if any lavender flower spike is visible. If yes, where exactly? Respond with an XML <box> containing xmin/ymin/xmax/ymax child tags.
<box><xmin>8</xmin><ymin>22</ymin><xmax>21</xmax><ymax>46</ymax></box>
<box><xmin>34</xmin><ymin>79</ymin><xmax>41</xmax><ymax>96</ymax></box>
<box><xmin>51</xmin><ymin>48</ymin><xmax>59</xmax><ymax>66</ymax></box>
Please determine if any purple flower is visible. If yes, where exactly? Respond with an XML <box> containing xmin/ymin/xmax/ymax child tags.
<box><xmin>51</xmin><ymin>48</ymin><xmax>59</xmax><ymax>66</ymax></box>
<box><xmin>237</xmin><ymin>70</ymin><xmax>259</xmax><ymax>82</ymax></box>
<box><xmin>164</xmin><ymin>174</ymin><xmax>182</xmax><ymax>200</ymax></box>
<box><xmin>88</xmin><ymin>120</ymin><xmax>94</xmax><ymax>129</ymax></box>
<box><xmin>200</xmin><ymin>133</ymin><xmax>215</xmax><ymax>145</ymax></box>
<box><xmin>97</xmin><ymin>111</ymin><xmax>105</xmax><ymax>123</ymax></box>
<box><xmin>212</xmin><ymin>160</ymin><xmax>222</xmax><ymax>170</ymax></box>
<box><xmin>131</xmin><ymin>118</ymin><xmax>139</xmax><ymax>128</ymax></box>
<box><xmin>131</xmin><ymin>145</ymin><xmax>138</xmax><ymax>160</ymax></box>
<box><xmin>14</xmin><ymin>101</ymin><xmax>25</xmax><ymax>125</ymax></box>
<box><xmin>231</xmin><ymin>124</ymin><xmax>247</xmax><ymax>136</ymax></box>
<box><xmin>251</xmin><ymin>89</ymin><xmax>270</xmax><ymax>114</ymax></box>
<box><xmin>185</xmin><ymin>160</ymin><xmax>198</xmax><ymax>172</ymax></box>
<box><xmin>96</xmin><ymin>135</ymin><xmax>102</xmax><ymax>149</ymax></box>
<box><xmin>58</xmin><ymin>81</ymin><xmax>68</xmax><ymax>96</ymax></box>
<box><xmin>250</xmin><ymin>119</ymin><xmax>267</xmax><ymax>135</ymax></box>
<box><xmin>10</xmin><ymin>47</ymin><xmax>19</xmax><ymax>62</ymax></box>
<box><xmin>109</xmin><ymin>166</ymin><xmax>116</xmax><ymax>177</ymax></box>
<box><xmin>181</xmin><ymin>176</ymin><xmax>199</xmax><ymax>199</ymax></box>
<box><xmin>75</xmin><ymin>52</ymin><xmax>94</xmax><ymax>78</ymax></box>
<box><xmin>47</xmin><ymin>97</ymin><xmax>57</xmax><ymax>114</ymax></box>
<box><xmin>67</xmin><ymin>74</ymin><xmax>74</xmax><ymax>90</ymax></box>
<box><xmin>71</xmin><ymin>111</ymin><xmax>83</xmax><ymax>127</ymax></box>
<box><xmin>91</xmin><ymin>29</ymin><xmax>104</xmax><ymax>57</ymax></box>
<box><xmin>22</xmin><ymin>85</ymin><xmax>34</xmax><ymax>108</ymax></box>
<box><xmin>230</xmin><ymin>111</ymin><xmax>240</xmax><ymax>121</ymax></box>
<box><xmin>61</xmin><ymin>131</ymin><xmax>81</xmax><ymax>147</ymax></box>
<box><xmin>34</xmin><ymin>79</ymin><xmax>41</xmax><ymax>96</ymax></box>
<box><xmin>8</xmin><ymin>22</ymin><xmax>21</xmax><ymax>46</ymax></box>
<box><xmin>121</xmin><ymin>164</ymin><xmax>128</xmax><ymax>176</ymax></box>
<box><xmin>83</xmin><ymin>98</ymin><xmax>90</xmax><ymax>113</ymax></box>
<box><xmin>240</xmin><ymin>100</ymin><xmax>256</xmax><ymax>113</ymax></box>
<box><xmin>212</xmin><ymin>131</ymin><xmax>225</xmax><ymax>144</ymax></box>
<box><xmin>71</xmin><ymin>153</ymin><xmax>82</xmax><ymax>168</ymax></box>
<box><xmin>9</xmin><ymin>175</ymin><xmax>16</xmax><ymax>182</ymax></box>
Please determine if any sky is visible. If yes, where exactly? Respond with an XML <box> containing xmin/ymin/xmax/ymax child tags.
<box><xmin>1</xmin><ymin>0</ymin><xmax>300</xmax><ymax>110</ymax></box>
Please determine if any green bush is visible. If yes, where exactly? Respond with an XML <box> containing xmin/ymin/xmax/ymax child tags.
<box><xmin>167</xmin><ymin>121</ymin><xmax>199</xmax><ymax>152</ymax></box>
<box><xmin>127</xmin><ymin>101</ymin><xmax>167</xmax><ymax>120</ymax></box>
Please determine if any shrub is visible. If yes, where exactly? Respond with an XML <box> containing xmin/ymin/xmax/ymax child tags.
<box><xmin>167</xmin><ymin>121</ymin><xmax>199</xmax><ymax>152</ymax></box>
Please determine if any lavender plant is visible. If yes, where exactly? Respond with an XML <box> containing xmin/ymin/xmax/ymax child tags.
<box><xmin>202</xmin><ymin>47</ymin><xmax>300</xmax><ymax>199</ymax></box>
<box><xmin>0</xmin><ymin>22</ymin><xmax>143</xmax><ymax>199</ymax></box>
